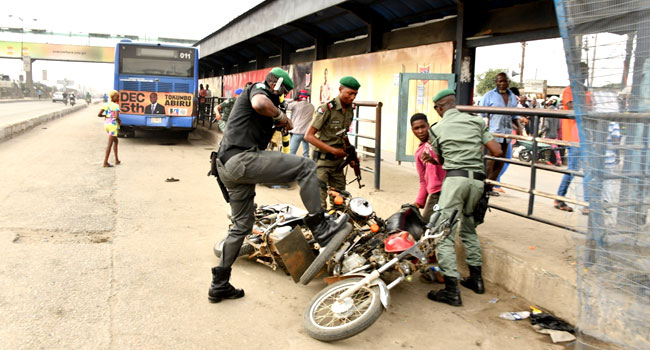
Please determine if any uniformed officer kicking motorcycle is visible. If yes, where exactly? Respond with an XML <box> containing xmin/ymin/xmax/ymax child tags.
<box><xmin>208</xmin><ymin>68</ymin><xmax>347</xmax><ymax>303</ymax></box>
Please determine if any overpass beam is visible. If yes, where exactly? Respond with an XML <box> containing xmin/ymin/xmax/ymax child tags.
<box><xmin>336</xmin><ymin>2</ymin><xmax>388</xmax><ymax>53</ymax></box>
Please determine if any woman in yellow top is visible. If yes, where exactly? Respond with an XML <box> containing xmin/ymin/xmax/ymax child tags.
<box><xmin>98</xmin><ymin>90</ymin><xmax>121</xmax><ymax>167</ymax></box>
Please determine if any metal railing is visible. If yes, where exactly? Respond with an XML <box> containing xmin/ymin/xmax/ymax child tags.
<box><xmin>346</xmin><ymin>101</ymin><xmax>383</xmax><ymax>190</ymax></box>
<box><xmin>456</xmin><ymin>105</ymin><xmax>586</xmax><ymax>232</ymax></box>
<box><xmin>202</xmin><ymin>97</ymin><xmax>226</xmax><ymax>128</ymax></box>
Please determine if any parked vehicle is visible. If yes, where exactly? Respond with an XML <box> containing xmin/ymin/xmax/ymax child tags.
<box><xmin>302</xmin><ymin>204</ymin><xmax>458</xmax><ymax>342</ymax></box>
<box><xmin>51</xmin><ymin>92</ymin><xmax>65</xmax><ymax>103</ymax></box>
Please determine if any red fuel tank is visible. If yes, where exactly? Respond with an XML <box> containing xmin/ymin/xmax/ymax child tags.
<box><xmin>384</xmin><ymin>231</ymin><xmax>415</xmax><ymax>253</ymax></box>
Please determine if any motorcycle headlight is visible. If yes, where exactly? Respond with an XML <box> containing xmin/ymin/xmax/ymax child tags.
<box><xmin>349</xmin><ymin>197</ymin><xmax>373</xmax><ymax>218</ymax></box>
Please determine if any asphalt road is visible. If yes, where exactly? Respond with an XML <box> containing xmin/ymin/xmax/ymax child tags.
<box><xmin>0</xmin><ymin>106</ymin><xmax>569</xmax><ymax>349</ymax></box>
<box><xmin>0</xmin><ymin>100</ymin><xmax>78</xmax><ymax>127</ymax></box>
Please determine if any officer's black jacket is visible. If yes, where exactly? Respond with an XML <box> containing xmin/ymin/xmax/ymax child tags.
<box><xmin>219</xmin><ymin>82</ymin><xmax>281</xmax><ymax>154</ymax></box>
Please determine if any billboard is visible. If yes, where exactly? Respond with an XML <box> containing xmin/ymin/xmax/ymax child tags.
<box><xmin>0</xmin><ymin>41</ymin><xmax>114</xmax><ymax>63</ymax></box>
<box><xmin>119</xmin><ymin>90</ymin><xmax>193</xmax><ymax>117</ymax></box>
<box><xmin>311</xmin><ymin>42</ymin><xmax>453</xmax><ymax>156</ymax></box>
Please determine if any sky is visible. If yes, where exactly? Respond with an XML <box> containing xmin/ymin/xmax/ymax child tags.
<box><xmin>0</xmin><ymin>0</ymin><xmax>264</xmax><ymax>93</ymax></box>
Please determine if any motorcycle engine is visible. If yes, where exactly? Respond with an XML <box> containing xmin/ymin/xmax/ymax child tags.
<box><xmin>369</xmin><ymin>248</ymin><xmax>388</xmax><ymax>266</ymax></box>
<box><xmin>341</xmin><ymin>253</ymin><xmax>367</xmax><ymax>274</ymax></box>
<box><xmin>349</xmin><ymin>197</ymin><xmax>374</xmax><ymax>219</ymax></box>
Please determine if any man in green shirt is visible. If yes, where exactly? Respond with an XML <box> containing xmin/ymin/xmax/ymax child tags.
<box><xmin>305</xmin><ymin>76</ymin><xmax>360</xmax><ymax>209</ymax></box>
<box><xmin>427</xmin><ymin>89</ymin><xmax>503</xmax><ymax>307</ymax></box>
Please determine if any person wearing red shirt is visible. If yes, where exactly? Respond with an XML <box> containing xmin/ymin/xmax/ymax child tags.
<box><xmin>410</xmin><ymin>113</ymin><xmax>446</xmax><ymax>222</ymax></box>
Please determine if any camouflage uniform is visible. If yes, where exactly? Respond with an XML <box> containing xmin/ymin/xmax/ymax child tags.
<box><xmin>217</xmin><ymin>97</ymin><xmax>236</xmax><ymax>131</ymax></box>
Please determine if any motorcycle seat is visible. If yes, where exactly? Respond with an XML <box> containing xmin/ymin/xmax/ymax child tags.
<box><xmin>385</xmin><ymin>204</ymin><xmax>426</xmax><ymax>240</ymax></box>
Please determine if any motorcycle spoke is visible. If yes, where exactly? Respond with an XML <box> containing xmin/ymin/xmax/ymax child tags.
<box><xmin>311</xmin><ymin>286</ymin><xmax>375</xmax><ymax>328</ymax></box>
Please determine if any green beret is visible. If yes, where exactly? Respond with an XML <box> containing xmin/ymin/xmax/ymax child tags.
<box><xmin>270</xmin><ymin>67</ymin><xmax>294</xmax><ymax>90</ymax></box>
<box><xmin>433</xmin><ymin>89</ymin><xmax>455</xmax><ymax>102</ymax></box>
<box><xmin>339</xmin><ymin>76</ymin><xmax>361</xmax><ymax>90</ymax></box>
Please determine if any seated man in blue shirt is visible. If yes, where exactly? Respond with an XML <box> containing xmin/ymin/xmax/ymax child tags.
<box><xmin>479</xmin><ymin>73</ymin><xmax>524</xmax><ymax>195</ymax></box>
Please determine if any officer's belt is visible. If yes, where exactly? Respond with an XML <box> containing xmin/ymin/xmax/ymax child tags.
<box><xmin>446</xmin><ymin>169</ymin><xmax>486</xmax><ymax>181</ymax></box>
<box><xmin>314</xmin><ymin>144</ymin><xmax>344</xmax><ymax>161</ymax></box>
<box><xmin>219</xmin><ymin>146</ymin><xmax>248</xmax><ymax>165</ymax></box>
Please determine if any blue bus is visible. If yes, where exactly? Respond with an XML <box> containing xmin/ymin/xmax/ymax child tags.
<box><xmin>113</xmin><ymin>41</ymin><xmax>198</xmax><ymax>137</ymax></box>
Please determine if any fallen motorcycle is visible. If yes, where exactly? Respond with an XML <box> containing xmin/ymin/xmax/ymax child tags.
<box><xmin>302</xmin><ymin>204</ymin><xmax>459</xmax><ymax>342</ymax></box>
<box><xmin>213</xmin><ymin>189</ymin><xmax>384</xmax><ymax>284</ymax></box>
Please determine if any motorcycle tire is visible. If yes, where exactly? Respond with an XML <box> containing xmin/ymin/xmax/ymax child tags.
<box><xmin>213</xmin><ymin>239</ymin><xmax>255</xmax><ymax>259</ymax></box>
<box><xmin>303</xmin><ymin>277</ymin><xmax>384</xmax><ymax>342</ymax></box>
<box><xmin>518</xmin><ymin>149</ymin><xmax>532</xmax><ymax>162</ymax></box>
<box><xmin>299</xmin><ymin>223</ymin><xmax>352</xmax><ymax>285</ymax></box>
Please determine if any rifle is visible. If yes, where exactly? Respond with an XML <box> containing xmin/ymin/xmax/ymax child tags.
<box><xmin>336</xmin><ymin>138</ymin><xmax>364</xmax><ymax>189</ymax></box>
<box><xmin>275</xmin><ymin>92</ymin><xmax>290</xmax><ymax>153</ymax></box>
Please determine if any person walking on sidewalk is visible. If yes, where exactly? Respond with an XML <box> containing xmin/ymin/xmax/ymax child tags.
<box><xmin>208</xmin><ymin>68</ymin><xmax>347</xmax><ymax>303</ymax></box>
<box><xmin>97</xmin><ymin>90</ymin><xmax>121</xmax><ymax>167</ymax></box>
<box><xmin>286</xmin><ymin>90</ymin><xmax>314</xmax><ymax>158</ymax></box>
<box><xmin>554</xmin><ymin>62</ymin><xmax>591</xmax><ymax>215</ymax></box>
<box><xmin>426</xmin><ymin>89</ymin><xmax>503</xmax><ymax>307</ymax></box>
<box><xmin>410</xmin><ymin>113</ymin><xmax>446</xmax><ymax>222</ymax></box>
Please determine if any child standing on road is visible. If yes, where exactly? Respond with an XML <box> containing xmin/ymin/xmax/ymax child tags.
<box><xmin>98</xmin><ymin>90</ymin><xmax>121</xmax><ymax>167</ymax></box>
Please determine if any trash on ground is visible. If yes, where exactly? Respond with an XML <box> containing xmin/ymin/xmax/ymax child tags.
<box><xmin>499</xmin><ymin>311</ymin><xmax>530</xmax><ymax>320</ymax></box>
<box><xmin>533</xmin><ymin>326</ymin><xmax>576</xmax><ymax>343</ymax></box>
<box><xmin>489</xmin><ymin>298</ymin><xmax>499</xmax><ymax>304</ymax></box>
<box><xmin>530</xmin><ymin>312</ymin><xmax>574</xmax><ymax>333</ymax></box>
<box><xmin>165</xmin><ymin>177</ymin><xmax>180</xmax><ymax>182</ymax></box>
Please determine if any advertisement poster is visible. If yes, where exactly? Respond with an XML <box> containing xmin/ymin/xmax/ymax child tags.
<box><xmin>216</xmin><ymin>62</ymin><xmax>313</xmax><ymax>100</ymax></box>
<box><xmin>119</xmin><ymin>90</ymin><xmax>193</xmax><ymax>116</ymax></box>
<box><xmin>311</xmin><ymin>42</ymin><xmax>453</xmax><ymax>157</ymax></box>
<box><xmin>0</xmin><ymin>41</ymin><xmax>114</xmax><ymax>63</ymax></box>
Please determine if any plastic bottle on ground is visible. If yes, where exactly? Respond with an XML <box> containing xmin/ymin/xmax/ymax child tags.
<box><xmin>499</xmin><ymin>311</ymin><xmax>531</xmax><ymax>321</ymax></box>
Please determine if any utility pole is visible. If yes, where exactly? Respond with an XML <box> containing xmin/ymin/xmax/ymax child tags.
<box><xmin>520</xmin><ymin>41</ymin><xmax>526</xmax><ymax>87</ymax></box>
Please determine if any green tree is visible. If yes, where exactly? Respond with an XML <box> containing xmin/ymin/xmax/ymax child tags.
<box><xmin>475</xmin><ymin>68</ymin><xmax>519</xmax><ymax>95</ymax></box>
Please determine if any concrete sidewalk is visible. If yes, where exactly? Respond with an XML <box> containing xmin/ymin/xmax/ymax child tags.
<box><xmin>194</xmin><ymin>124</ymin><xmax>580</xmax><ymax>326</ymax></box>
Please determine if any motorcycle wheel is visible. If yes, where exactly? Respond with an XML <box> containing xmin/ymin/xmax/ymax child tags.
<box><xmin>213</xmin><ymin>239</ymin><xmax>255</xmax><ymax>258</ymax></box>
<box><xmin>518</xmin><ymin>149</ymin><xmax>532</xmax><ymax>162</ymax></box>
<box><xmin>299</xmin><ymin>223</ymin><xmax>352</xmax><ymax>285</ymax></box>
<box><xmin>303</xmin><ymin>277</ymin><xmax>384</xmax><ymax>342</ymax></box>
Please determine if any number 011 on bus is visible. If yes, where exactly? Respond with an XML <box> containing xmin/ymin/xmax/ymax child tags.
<box><xmin>113</xmin><ymin>40</ymin><xmax>199</xmax><ymax>138</ymax></box>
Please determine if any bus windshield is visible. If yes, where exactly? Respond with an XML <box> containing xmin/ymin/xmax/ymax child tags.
<box><xmin>119</xmin><ymin>45</ymin><xmax>194</xmax><ymax>78</ymax></box>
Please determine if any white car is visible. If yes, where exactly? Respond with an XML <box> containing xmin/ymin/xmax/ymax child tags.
<box><xmin>52</xmin><ymin>92</ymin><xmax>65</xmax><ymax>102</ymax></box>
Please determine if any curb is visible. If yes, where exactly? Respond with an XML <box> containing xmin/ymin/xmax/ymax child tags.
<box><xmin>469</xmin><ymin>238</ymin><xmax>578</xmax><ymax>324</ymax></box>
<box><xmin>0</xmin><ymin>98</ymin><xmax>38</xmax><ymax>104</ymax></box>
<box><xmin>190</xmin><ymin>123</ymin><xmax>221</xmax><ymax>146</ymax></box>
<box><xmin>0</xmin><ymin>104</ymin><xmax>88</xmax><ymax>143</ymax></box>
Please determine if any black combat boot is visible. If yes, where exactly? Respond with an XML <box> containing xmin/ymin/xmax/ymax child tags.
<box><xmin>304</xmin><ymin>212</ymin><xmax>349</xmax><ymax>247</ymax></box>
<box><xmin>427</xmin><ymin>276</ymin><xmax>462</xmax><ymax>306</ymax></box>
<box><xmin>460</xmin><ymin>265</ymin><xmax>485</xmax><ymax>294</ymax></box>
<box><xmin>208</xmin><ymin>267</ymin><xmax>245</xmax><ymax>303</ymax></box>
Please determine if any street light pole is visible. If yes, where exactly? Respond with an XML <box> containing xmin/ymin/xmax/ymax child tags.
<box><xmin>8</xmin><ymin>15</ymin><xmax>37</xmax><ymax>97</ymax></box>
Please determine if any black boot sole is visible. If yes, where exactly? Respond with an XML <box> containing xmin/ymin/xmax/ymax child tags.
<box><xmin>427</xmin><ymin>290</ymin><xmax>462</xmax><ymax>306</ymax></box>
<box><xmin>208</xmin><ymin>289</ymin><xmax>245</xmax><ymax>303</ymax></box>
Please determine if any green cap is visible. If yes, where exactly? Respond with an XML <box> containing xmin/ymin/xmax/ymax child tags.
<box><xmin>433</xmin><ymin>89</ymin><xmax>455</xmax><ymax>102</ymax></box>
<box><xmin>270</xmin><ymin>67</ymin><xmax>294</xmax><ymax>90</ymax></box>
<box><xmin>339</xmin><ymin>76</ymin><xmax>361</xmax><ymax>90</ymax></box>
